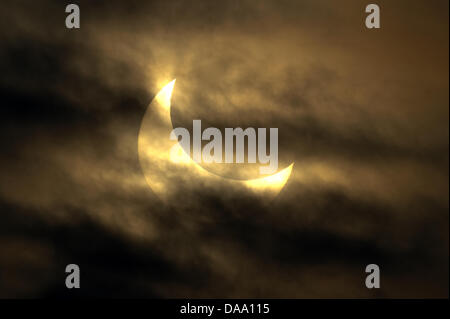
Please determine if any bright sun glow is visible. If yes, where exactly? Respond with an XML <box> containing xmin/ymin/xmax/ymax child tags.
<box><xmin>155</xmin><ymin>79</ymin><xmax>176</xmax><ymax>109</ymax></box>
<box><xmin>244</xmin><ymin>163</ymin><xmax>294</xmax><ymax>191</ymax></box>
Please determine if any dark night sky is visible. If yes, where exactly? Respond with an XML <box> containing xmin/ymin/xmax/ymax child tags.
<box><xmin>0</xmin><ymin>0</ymin><xmax>448</xmax><ymax>298</ymax></box>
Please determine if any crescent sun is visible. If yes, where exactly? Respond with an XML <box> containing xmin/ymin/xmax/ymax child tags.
<box><xmin>138</xmin><ymin>80</ymin><xmax>294</xmax><ymax>201</ymax></box>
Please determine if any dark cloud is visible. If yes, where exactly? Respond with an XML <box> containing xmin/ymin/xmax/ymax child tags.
<box><xmin>0</xmin><ymin>0</ymin><xmax>448</xmax><ymax>297</ymax></box>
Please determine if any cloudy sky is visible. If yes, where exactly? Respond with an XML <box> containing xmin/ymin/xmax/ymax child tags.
<box><xmin>0</xmin><ymin>0</ymin><xmax>448</xmax><ymax>298</ymax></box>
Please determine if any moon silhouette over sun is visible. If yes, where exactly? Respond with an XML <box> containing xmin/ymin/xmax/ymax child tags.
<box><xmin>138</xmin><ymin>80</ymin><xmax>294</xmax><ymax>201</ymax></box>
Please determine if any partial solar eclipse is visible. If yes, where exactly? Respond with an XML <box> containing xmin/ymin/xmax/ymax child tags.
<box><xmin>138</xmin><ymin>80</ymin><xmax>294</xmax><ymax>201</ymax></box>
